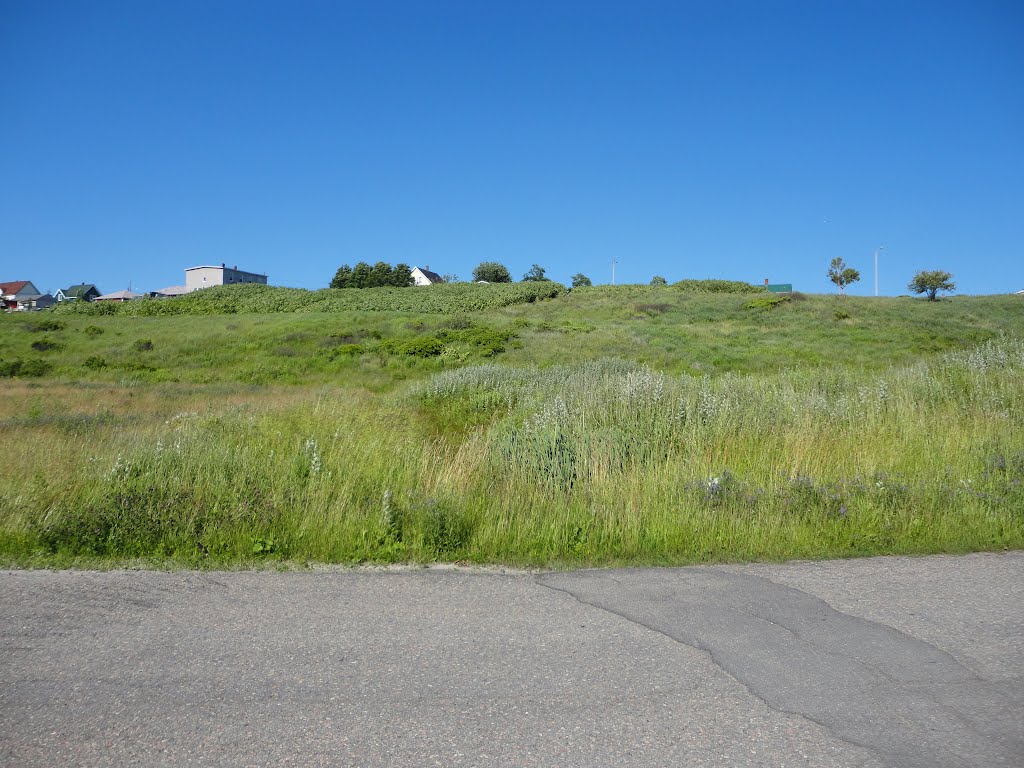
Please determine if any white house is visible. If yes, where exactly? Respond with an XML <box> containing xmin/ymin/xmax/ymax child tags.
<box><xmin>185</xmin><ymin>264</ymin><xmax>268</xmax><ymax>292</ymax></box>
<box><xmin>411</xmin><ymin>266</ymin><xmax>443</xmax><ymax>286</ymax></box>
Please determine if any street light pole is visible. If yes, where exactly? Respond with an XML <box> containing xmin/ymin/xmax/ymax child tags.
<box><xmin>611</xmin><ymin>258</ymin><xmax>617</xmax><ymax>286</ymax></box>
<box><xmin>874</xmin><ymin>246</ymin><xmax>884</xmax><ymax>297</ymax></box>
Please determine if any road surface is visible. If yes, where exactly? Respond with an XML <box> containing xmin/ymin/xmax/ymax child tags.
<box><xmin>2</xmin><ymin>552</ymin><xmax>1022</xmax><ymax>767</ymax></box>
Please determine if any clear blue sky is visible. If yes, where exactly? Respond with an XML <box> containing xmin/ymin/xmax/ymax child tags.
<box><xmin>2</xmin><ymin>0</ymin><xmax>1021</xmax><ymax>295</ymax></box>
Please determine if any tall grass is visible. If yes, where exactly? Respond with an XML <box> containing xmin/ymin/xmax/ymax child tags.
<box><xmin>2</xmin><ymin>338</ymin><xmax>1020</xmax><ymax>567</ymax></box>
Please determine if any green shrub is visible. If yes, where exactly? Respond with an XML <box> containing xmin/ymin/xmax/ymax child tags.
<box><xmin>84</xmin><ymin>355</ymin><xmax>108</xmax><ymax>369</ymax></box>
<box><xmin>83</xmin><ymin>325</ymin><xmax>105</xmax><ymax>336</ymax></box>
<box><xmin>744</xmin><ymin>294</ymin><xmax>791</xmax><ymax>310</ymax></box>
<box><xmin>30</xmin><ymin>337</ymin><xmax>63</xmax><ymax>352</ymax></box>
<box><xmin>381</xmin><ymin>337</ymin><xmax>445</xmax><ymax>357</ymax></box>
<box><xmin>23</xmin><ymin>319</ymin><xmax>65</xmax><ymax>332</ymax></box>
<box><xmin>674</xmin><ymin>279</ymin><xmax>766</xmax><ymax>294</ymax></box>
<box><xmin>0</xmin><ymin>359</ymin><xmax>52</xmax><ymax>377</ymax></box>
<box><xmin>833</xmin><ymin>309</ymin><xmax>852</xmax><ymax>320</ymax></box>
<box><xmin>133</xmin><ymin>339</ymin><xmax>154</xmax><ymax>351</ymax></box>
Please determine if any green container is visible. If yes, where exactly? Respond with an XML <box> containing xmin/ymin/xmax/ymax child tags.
<box><xmin>767</xmin><ymin>283</ymin><xmax>793</xmax><ymax>293</ymax></box>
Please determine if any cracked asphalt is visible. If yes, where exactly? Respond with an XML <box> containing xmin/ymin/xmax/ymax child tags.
<box><xmin>2</xmin><ymin>552</ymin><xmax>1021</xmax><ymax>767</ymax></box>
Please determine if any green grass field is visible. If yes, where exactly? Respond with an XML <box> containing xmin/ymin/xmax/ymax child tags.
<box><xmin>2</xmin><ymin>283</ymin><xmax>1022</xmax><ymax>568</ymax></box>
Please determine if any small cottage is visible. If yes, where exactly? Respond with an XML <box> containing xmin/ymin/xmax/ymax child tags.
<box><xmin>411</xmin><ymin>266</ymin><xmax>444</xmax><ymax>286</ymax></box>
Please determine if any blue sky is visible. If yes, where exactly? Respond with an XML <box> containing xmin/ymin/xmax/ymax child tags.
<box><xmin>2</xmin><ymin>0</ymin><xmax>1021</xmax><ymax>295</ymax></box>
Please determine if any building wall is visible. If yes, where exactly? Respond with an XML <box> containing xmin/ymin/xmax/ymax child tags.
<box><xmin>185</xmin><ymin>266</ymin><xmax>268</xmax><ymax>291</ymax></box>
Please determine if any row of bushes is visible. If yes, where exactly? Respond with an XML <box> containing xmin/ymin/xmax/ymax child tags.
<box><xmin>52</xmin><ymin>282</ymin><xmax>566</xmax><ymax>316</ymax></box>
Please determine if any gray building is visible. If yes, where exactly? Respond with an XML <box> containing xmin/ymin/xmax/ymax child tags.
<box><xmin>185</xmin><ymin>264</ymin><xmax>268</xmax><ymax>292</ymax></box>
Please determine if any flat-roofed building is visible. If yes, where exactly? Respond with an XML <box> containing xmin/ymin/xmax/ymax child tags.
<box><xmin>185</xmin><ymin>264</ymin><xmax>268</xmax><ymax>292</ymax></box>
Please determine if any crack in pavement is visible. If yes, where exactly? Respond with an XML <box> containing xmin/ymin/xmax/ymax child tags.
<box><xmin>536</xmin><ymin>568</ymin><xmax>1023</xmax><ymax>768</ymax></box>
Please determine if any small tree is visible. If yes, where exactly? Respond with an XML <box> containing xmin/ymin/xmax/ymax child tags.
<box><xmin>827</xmin><ymin>257</ymin><xmax>861</xmax><ymax>296</ymax></box>
<box><xmin>441</xmin><ymin>273</ymin><xmax>459</xmax><ymax>283</ymax></box>
<box><xmin>522</xmin><ymin>264</ymin><xmax>549</xmax><ymax>282</ymax></box>
<box><xmin>650</xmin><ymin>275</ymin><xmax>667</xmax><ymax>286</ymax></box>
<box><xmin>908</xmin><ymin>270</ymin><xmax>955</xmax><ymax>301</ymax></box>
<box><xmin>472</xmin><ymin>262</ymin><xmax>511</xmax><ymax>283</ymax></box>
<box><xmin>571</xmin><ymin>273</ymin><xmax>592</xmax><ymax>288</ymax></box>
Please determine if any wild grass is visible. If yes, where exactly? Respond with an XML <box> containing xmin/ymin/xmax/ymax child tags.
<box><xmin>2</xmin><ymin>288</ymin><xmax>1022</xmax><ymax>567</ymax></box>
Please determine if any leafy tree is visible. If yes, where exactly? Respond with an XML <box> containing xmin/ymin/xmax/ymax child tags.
<box><xmin>908</xmin><ymin>270</ymin><xmax>955</xmax><ymax>301</ymax></box>
<box><xmin>331</xmin><ymin>261</ymin><xmax>415</xmax><ymax>288</ymax></box>
<box><xmin>391</xmin><ymin>263</ymin><xmax>414</xmax><ymax>287</ymax></box>
<box><xmin>472</xmin><ymin>262</ymin><xmax>512</xmax><ymax>283</ymax></box>
<box><xmin>441</xmin><ymin>273</ymin><xmax>459</xmax><ymax>283</ymax></box>
<box><xmin>571</xmin><ymin>273</ymin><xmax>592</xmax><ymax>288</ymax></box>
<box><xmin>330</xmin><ymin>265</ymin><xmax>353</xmax><ymax>289</ymax></box>
<box><xmin>370</xmin><ymin>261</ymin><xmax>393</xmax><ymax>288</ymax></box>
<box><xmin>827</xmin><ymin>257</ymin><xmax>861</xmax><ymax>296</ymax></box>
<box><xmin>522</xmin><ymin>264</ymin><xmax>550</xmax><ymax>282</ymax></box>
<box><xmin>650</xmin><ymin>275</ymin><xmax>667</xmax><ymax>286</ymax></box>
<box><xmin>351</xmin><ymin>262</ymin><xmax>373</xmax><ymax>288</ymax></box>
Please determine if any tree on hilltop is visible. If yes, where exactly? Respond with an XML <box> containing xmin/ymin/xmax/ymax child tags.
<box><xmin>472</xmin><ymin>262</ymin><xmax>512</xmax><ymax>283</ymax></box>
<box><xmin>330</xmin><ymin>265</ymin><xmax>353</xmax><ymax>289</ymax></box>
<box><xmin>330</xmin><ymin>261</ymin><xmax>414</xmax><ymax>289</ymax></box>
<box><xmin>650</xmin><ymin>275</ymin><xmax>667</xmax><ymax>286</ymax></box>
<box><xmin>827</xmin><ymin>257</ymin><xmax>861</xmax><ymax>296</ymax></box>
<box><xmin>571</xmin><ymin>273</ymin><xmax>592</xmax><ymax>288</ymax></box>
<box><xmin>908</xmin><ymin>270</ymin><xmax>955</xmax><ymax>301</ymax></box>
<box><xmin>391</xmin><ymin>264</ymin><xmax>414</xmax><ymax>287</ymax></box>
<box><xmin>521</xmin><ymin>264</ymin><xmax>550</xmax><ymax>282</ymax></box>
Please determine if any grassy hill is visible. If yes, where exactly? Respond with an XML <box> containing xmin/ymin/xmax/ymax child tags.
<box><xmin>2</xmin><ymin>284</ymin><xmax>1022</xmax><ymax>568</ymax></box>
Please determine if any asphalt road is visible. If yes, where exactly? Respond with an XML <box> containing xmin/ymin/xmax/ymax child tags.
<box><xmin>2</xmin><ymin>553</ymin><xmax>1021</xmax><ymax>767</ymax></box>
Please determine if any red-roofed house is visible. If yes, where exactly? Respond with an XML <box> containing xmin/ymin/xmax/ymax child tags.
<box><xmin>1</xmin><ymin>281</ymin><xmax>41</xmax><ymax>311</ymax></box>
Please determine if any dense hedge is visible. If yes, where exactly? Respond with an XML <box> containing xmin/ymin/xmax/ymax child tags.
<box><xmin>52</xmin><ymin>282</ymin><xmax>566</xmax><ymax>316</ymax></box>
<box><xmin>672</xmin><ymin>279</ymin><xmax>766</xmax><ymax>293</ymax></box>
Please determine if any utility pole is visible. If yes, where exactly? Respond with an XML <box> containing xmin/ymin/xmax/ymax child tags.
<box><xmin>874</xmin><ymin>246</ymin><xmax>884</xmax><ymax>297</ymax></box>
<box><xmin>611</xmin><ymin>258</ymin><xmax>617</xmax><ymax>286</ymax></box>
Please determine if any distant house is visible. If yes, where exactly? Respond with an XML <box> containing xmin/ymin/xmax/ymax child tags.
<box><xmin>763</xmin><ymin>279</ymin><xmax>793</xmax><ymax>293</ymax></box>
<box><xmin>411</xmin><ymin>266</ymin><xmax>443</xmax><ymax>286</ymax></box>
<box><xmin>16</xmin><ymin>293</ymin><xmax>56</xmax><ymax>311</ymax></box>
<box><xmin>151</xmin><ymin>285</ymin><xmax>190</xmax><ymax>298</ymax></box>
<box><xmin>55</xmin><ymin>284</ymin><xmax>101</xmax><ymax>302</ymax></box>
<box><xmin>1</xmin><ymin>281</ymin><xmax>42</xmax><ymax>311</ymax></box>
<box><xmin>185</xmin><ymin>264</ymin><xmax>267</xmax><ymax>291</ymax></box>
<box><xmin>95</xmin><ymin>290</ymin><xmax>142</xmax><ymax>302</ymax></box>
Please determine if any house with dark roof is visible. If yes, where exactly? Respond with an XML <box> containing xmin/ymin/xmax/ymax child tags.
<box><xmin>411</xmin><ymin>266</ymin><xmax>444</xmax><ymax>286</ymax></box>
<box><xmin>1</xmin><ymin>281</ymin><xmax>41</xmax><ymax>311</ymax></box>
<box><xmin>55</xmin><ymin>284</ymin><xmax>101</xmax><ymax>302</ymax></box>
